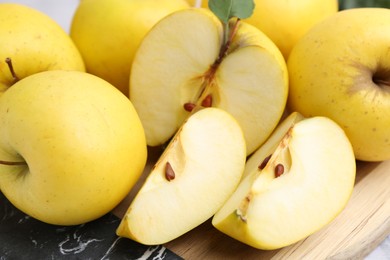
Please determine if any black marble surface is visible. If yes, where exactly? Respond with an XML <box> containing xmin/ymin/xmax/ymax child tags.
<box><xmin>0</xmin><ymin>192</ymin><xmax>183</xmax><ymax>260</ymax></box>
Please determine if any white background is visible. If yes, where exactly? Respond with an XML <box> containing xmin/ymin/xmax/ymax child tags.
<box><xmin>0</xmin><ymin>0</ymin><xmax>78</xmax><ymax>32</ymax></box>
<box><xmin>0</xmin><ymin>0</ymin><xmax>389</xmax><ymax>259</ymax></box>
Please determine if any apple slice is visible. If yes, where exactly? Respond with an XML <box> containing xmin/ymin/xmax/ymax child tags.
<box><xmin>116</xmin><ymin>107</ymin><xmax>246</xmax><ymax>245</ymax></box>
<box><xmin>212</xmin><ymin>113</ymin><xmax>356</xmax><ymax>250</ymax></box>
<box><xmin>129</xmin><ymin>8</ymin><xmax>288</xmax><ymax>155</ymax></box>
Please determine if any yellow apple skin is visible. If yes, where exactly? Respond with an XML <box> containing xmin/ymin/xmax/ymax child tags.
<box><xmin>0</xmin><ymin>3</ymin><xmax>85</xmax><ymax>94</ymax></box>
<box><xmin>0</xmin><ymin>71</ymin><xmax>147</xmax><ymax>225</ymax></box>
<box><xmin>288</xmin><ymin>8</ymin><xmax>390</xmax><ymax>162</ymax></box>
<box><xmin>187</xmin><ymin>0</ymin><xmax>338</xmax><ymax>60</ymax></box>
<box><xmin>70</xmin><ymin>0</ymin><xmax>189</xmax><ymax>96</ymax></box>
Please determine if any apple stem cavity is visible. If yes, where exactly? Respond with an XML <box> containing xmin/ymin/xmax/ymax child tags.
<box><xmin>0</xmin><ymin>159</ymin><xmax>26</xmax><ymax>166</ymax></box>
<box><xmin>373</xmin><ymin>73</ymin><xmax>390</xmax><ymax>89</ymax></box>
<box><xmin>5</xmin><ymin>57</ymin><xmax>20</xmax><ymax>84</ymax></box>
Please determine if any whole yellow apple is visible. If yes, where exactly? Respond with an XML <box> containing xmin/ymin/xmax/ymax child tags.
<box><xmin>70</xmin><ymin>0</ymin><xmax>189</xmax><ymax>96</ymax></box>
<box><xmin>0</xmin><ymin>70</ymin><xmax>147</xmax><ymax>225</ymax></box>
<box><xmin>288</xmin><ymin>8</ymin><xmax>390</xmax><ymax>161</ymax></box>
<box><xmin>187</xmin><ymin>0</ymin><xmax>338</xmax><ymax>60</ymax></box>
<box><xmin>0</xmin><ymin>3</ymin><xmax>85</xmax><ymax>94</ymax></box>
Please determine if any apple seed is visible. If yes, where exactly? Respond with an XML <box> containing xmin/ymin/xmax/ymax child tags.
<box><xmin>258</xmin><ymin>154</ymin><xmax>272</xmax><ymax>170</ymax></box>
<box><xmin>183</xmin><ymin>102</ymin><xmax>196</xmax><ymax>112</ymax></box>
<box><xmin>165</xmin><ymin>161</ymin><xmax>175</xmax><ymax>181</ymax></box>
<box><xmin>274</xmin><ymin>163</ymin><xmax>284</xmax><ymax>178</ymax></box>
<box><xmin>201</xmin><ymin>94</ymin><xmax>212</xmax><ymax>107</ymax></box>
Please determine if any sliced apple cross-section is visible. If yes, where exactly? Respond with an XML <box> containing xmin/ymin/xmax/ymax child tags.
<box><xmin>212</xmin><ymin>112</ymin><xmax>356</xmax><ymax>250</ymax></box>
<box><xmin>130</xmin><ymin>8</ymin><xmax>288</xmax><ymax>155</ymax></box>
<box><xmin>116</xmin><ymin>107</ymin><xmax>247</xmax><ymax>245</ymax></box>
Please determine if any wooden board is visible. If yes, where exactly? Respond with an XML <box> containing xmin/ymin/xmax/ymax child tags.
<box><xmin>113</xmin><ymin>147</ymin><xmax>390</xmax><ymax>259</ymax></box>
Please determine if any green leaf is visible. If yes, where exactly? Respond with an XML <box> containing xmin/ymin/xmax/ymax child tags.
<box><xmin>209</xmin><ymin>0</ymin><xmax>255</xmax><ymax>23</ymax></box>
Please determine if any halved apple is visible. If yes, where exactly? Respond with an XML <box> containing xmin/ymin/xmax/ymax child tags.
<box><xmin>129</xmin><ymin>8</ymin><xmax>288</xmax><ymax>155</ymax></box>
<box><xmin>116</xmin><ymin>107</ymin><xmax>246</xmax><ymax>245</ymax></box>
<box><xmin>212</xmin><ymin>112</ymin><xmax>356</xmax><ymax>250</ymax></box>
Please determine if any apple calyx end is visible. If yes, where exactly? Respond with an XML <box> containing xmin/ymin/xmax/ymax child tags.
<box><xmin>236</xmin><ymin>192</ymin><xmax>252</xmax><ymax>223</ymax></box>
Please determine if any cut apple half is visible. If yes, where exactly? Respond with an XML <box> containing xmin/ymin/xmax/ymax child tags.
<box><xmin>129</xmin><ymin>8</ymin><xmax>288</xmax><ymax>155</ymax></box>
<box><xmin>212</xmin><ymin>113</ymin><xmax>356</xmax><ymax>250</ymax></box>
<box><xmin>116</xmin><ymin>107</ymin><xmax>246</xmax><ymax>245</ymax></box>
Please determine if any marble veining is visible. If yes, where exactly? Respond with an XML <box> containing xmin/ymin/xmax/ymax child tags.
<box><xmin>0</xmin><ymin>192</ymin><xmax>183</xmax><ymax>260</ymax></box>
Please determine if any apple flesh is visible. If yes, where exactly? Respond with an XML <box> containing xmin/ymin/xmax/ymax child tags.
<box><xmin>287</xmin><ymin>8</ymin><xmax>390</xmax><ymax>161</ymax></box>
<box><xmin>130</xmin><ymin>8</ymin><xmax>288</xmax><ymax>155</ymax></box>
<box><xmin>212</xmin><ymin>113</ymin><xmax>356</xmax><ymax>250</ymax></box>
<box><xmin>116</xmin><ymin>107</ymin><xmax>246</xmax><ymax>245</ymax></box>
<box><xmin>0</xmin><ymin>70</ymin><xmax>147</xmax><ymax>226</ymax></box>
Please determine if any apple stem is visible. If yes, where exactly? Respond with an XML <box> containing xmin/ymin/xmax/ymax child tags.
<box><xmin>0</xmin><ymin>159</ymin><xmax>26</xmax><ymax>166</ymax></box>
<box><xmin>5</xmin><ymin>57</ymin><xmax>20</xmax><ymax>84</ymax></box>
<box><xmin>216</xmin><ymin>18</ymin><xmax>241</xmax><ymax>66</ymax></box>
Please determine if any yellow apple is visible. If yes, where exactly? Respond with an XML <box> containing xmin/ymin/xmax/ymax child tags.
<box><xmin>0</xmin><ymin>3</ymin><xmax>85</xmax><ymax>95</ymax></box>
<box><xmin>212</xmin><ymin>112</ymin><xmax>356</xmax><ymax>250</ymax></box>
<box><xmin>187</xmin><ymin>0</ymin><xmax>338</xmax><ymax>60</ymax></box>
<box><xmin>70</xmin><ymin>0</ymin><xmax>190</xmax><ymax>96</ymax></box>
<box><xmin>244</xmin><ymin>0</ymin><xmax>339</xmax><ymax>60</ymax></box>
<box><xmin>288</xmin><ymin>8</ymin><xmax>390</xmax><ymax>162</ymax></box>
<box><xmin>130</xmin><ymin>8</ymin><xmax>288</xmax><ymax>155</ymax></box>
<box><xmin>117</xmin><ymin>107</ymin><xmax>246</xmax><ymax>245</ymax></box>
<box><xmin>0</xmin><ymin>70</ymin><xmax>147</xmax><ymax>225</ymax></box>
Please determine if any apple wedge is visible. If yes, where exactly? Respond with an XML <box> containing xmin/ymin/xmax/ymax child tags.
<box><xmin>129</xmin><ymin>8</ymin><xmax>288</xmax><ymax>155</ymax></box>
<box><xmin>212</xmin><ymin>113</ymin><xmax>356</xmax><ymax>250</ymax></box>
<box><xmin>116</xmin><ymin>107</ymin><xmax>246</xmax><ymax>245</ymax></box>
